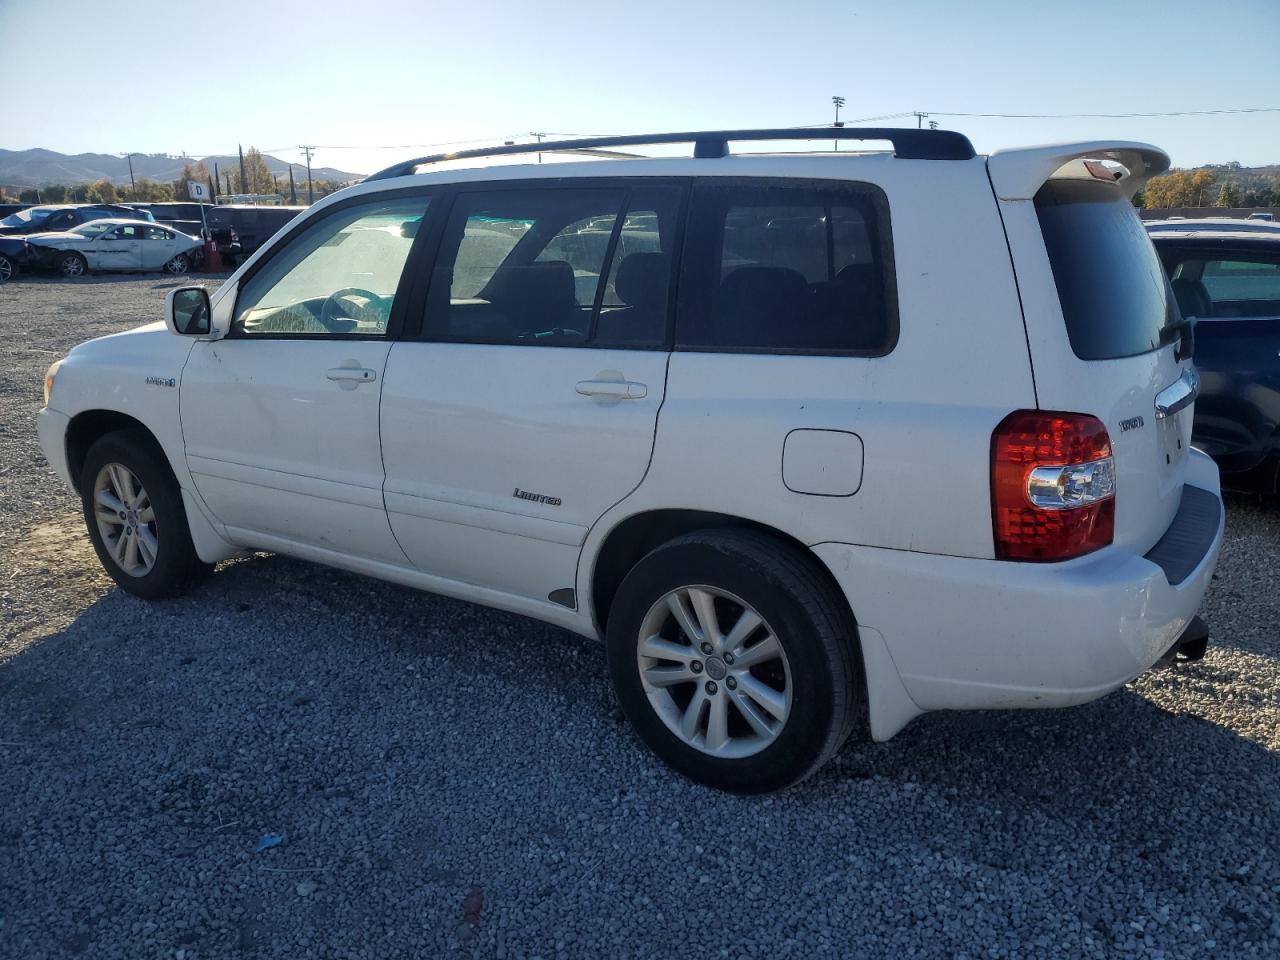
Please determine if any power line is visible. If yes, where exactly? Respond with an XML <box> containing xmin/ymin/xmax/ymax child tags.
<box><xmin>927</xmin><ymin>107</ymin><xmax>1280</xmax><ymax>119</ymax></box>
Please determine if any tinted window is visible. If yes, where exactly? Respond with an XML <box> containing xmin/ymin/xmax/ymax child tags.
<box><xmin>1166</xmin><ymin>253</ymin><xmax>1280</xmax><ymax>318</ymax></box>
<box><xmin>106</xmin><ymin>225</ymin><xmax>141</xmax><ymax>239</ymax></box>
<box><xmin>424</xmin><ymin>185</ymin><xmax>681</xmax><ymax>349</ymax></box>
<box><xmin>1036</xmin><ymin>179</ymin><xmax>1176</xmax><ymax>360</ymax></box>
<box><xmin>145</xmin><ymin>226</ymin><xmax>174</xmax><ymax>241</ymax></box>
<box><xmin>234</xmin><ymin>195</ymin><xmax>429</xmax><ymax>337</ymax></box>
<box><xmin>676</xmin><ymin>181</ymin><xmax>894</xmax><ymax>354</ymax></box>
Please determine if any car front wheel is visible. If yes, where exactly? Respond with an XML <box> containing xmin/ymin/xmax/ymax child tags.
<box><xmin>606</xmin><ymin>528</ymin><xmax>864</xmax><ymax>793</ymax></box>
<box><xmin>80</xmin><ymin>430</ymin><xmax>211</xmax><ymax>598</ymax></box>
<box><xmin>57</xmin><ymin>251</ymin><xmax>87</xmax><ymax>278</ymax></box>
<box><xmin>0</xmin><ymin>253</ymin><xmax>13</xmax><ymax>282</ymax></box>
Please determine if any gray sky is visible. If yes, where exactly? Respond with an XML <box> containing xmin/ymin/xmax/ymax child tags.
<box><xmin>3</xmin><ymin>0</ymin><xmax>1277</xmax><ymax>175</ymax></box>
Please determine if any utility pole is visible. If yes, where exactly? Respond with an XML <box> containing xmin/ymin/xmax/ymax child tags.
<box><xmin>300</xmin><ymin>145</ymin><xmax>315</xmax><ymax>203</ymax></box>
<box><xmin>914</xmin><ymin>111</ymin><xmax>929</xmax><ymax>129</ymax></box>
<box><xmin>126</xmin><ymin>153</ymin><xmax>137</xmax><ymax>199</ymax></box>
<box><xmin>831</xmin><ymin>96</ymin><xmax>845</xmax><ymax>151</ymax></box>
<box><xmin>529</xmin><ymin>132</ymin><xmax>546</xmax><ymax>164</ymax></box>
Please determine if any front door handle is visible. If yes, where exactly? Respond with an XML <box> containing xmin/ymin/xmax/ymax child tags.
<box><xmin>326</xmin><ymin>366</ymin><xmax>377</xmax><ymax>386</ymax></box>
<box><xmin>575</xmin><ymin>378</ymin><xmax>647</xmax><ymax>400</ymax></box>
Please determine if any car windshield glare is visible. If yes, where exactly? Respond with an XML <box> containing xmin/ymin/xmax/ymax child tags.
<box><xmin>71</xmin><ymin>222</ymin><xmax>112</xmax><ymax>237</ymax></box>
<box><xmin>2</xmin><ymin>208</ymin><xmax>51</xmax><ymax>227</ymax></box>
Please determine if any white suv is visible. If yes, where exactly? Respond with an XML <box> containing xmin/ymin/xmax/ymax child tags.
<box><xmin>37</xmin><ymin>129</ymin><xmax>1224</xmax><ymax>792</ymax></box>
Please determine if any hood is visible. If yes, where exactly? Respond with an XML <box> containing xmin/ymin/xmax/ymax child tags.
<box><xmin>25</xmin><ymin>231</ymin><xmax>85</xmax><ymax>245</ymax></box>
<box><xmin>64</xmin><ymin>320</ymin><xmax>188</xmax><ymax>366</ymax></box>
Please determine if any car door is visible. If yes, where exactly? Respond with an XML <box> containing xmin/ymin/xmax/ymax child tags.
<box><xmin>142</xmin><ymin>225</ymin><xmax>180</xmax><ymax>269</ymax></box>
<box><xmin>1162</xmin><ymin>244</ymin><xmax>1280</xmax><ymax>473</ymax></box>
<box><xmin>379</xmin><ymin>180</ymin><xmax>685</xmax><ymax>605</ymax></box>
<box><xmin>181</xmin><ymin>190</ymin><xmax>434</xmax><ymax>563</ymax></box>
<box><xmin>93</xmin><ymin>224</ymin><xmax>143</xmax><ymax>270</ymax></box>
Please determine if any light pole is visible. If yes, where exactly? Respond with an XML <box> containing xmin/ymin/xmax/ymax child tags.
<box><xmin>831</xmin><ymin>96</ymin><xmax>845</xmax><ymax>151</ymax></box>
<box><xmin>300</xmin><ymin>145</ymin><xmax>315</xmax><ymax>203</ymax></box>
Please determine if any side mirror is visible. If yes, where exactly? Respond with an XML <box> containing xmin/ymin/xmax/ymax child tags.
<box><xmin>165</xmin><ymin>286</ymin><xmax>211</xmax><ymax>336</ymax></box>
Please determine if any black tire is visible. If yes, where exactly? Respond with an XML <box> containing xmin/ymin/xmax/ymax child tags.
<box><xmin>606</xmin><ymin>528</ymin><xmax>864</xmax><ymax>793</ymax></box>
<box><xmin>0</xmin><ymin>253</ymin><xmax>13</xmax><ymax>283</ymax></box>
<box><xmin>80</xmin><ymin>430</ymin><xmax>211</xmax><ymax>599</ymax></box>
<box><xmin>57</xmin><ymin>251</ymin><xmax>88</xmax><ymax>278</ymax></box>
<box><xmin>163</xmin><ymin>253</ymin><xmax>189</xmax><ymax>275</ymax></box>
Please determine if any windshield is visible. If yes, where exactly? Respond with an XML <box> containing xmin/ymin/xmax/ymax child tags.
<box><xmin>1</xmin><ymin>208</ymin><xmax>55</xmax><ymax>228</ymax></box>
<box><xmin>70</xmin><ymin>221</ymin><xmax>113</xmax><ymax>237</ymax></box>
<box><xmin>1036</xmin><ymin>179</ymin><xmax>1178</xmax><ymax>361</ymax></box>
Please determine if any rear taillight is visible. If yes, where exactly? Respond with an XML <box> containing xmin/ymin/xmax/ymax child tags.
<box><xmin>991</xmin><ymin>410</ymin><xmax>1116</xmax><ymax>561</ymax></box>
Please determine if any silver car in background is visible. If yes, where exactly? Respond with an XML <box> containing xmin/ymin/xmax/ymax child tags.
<box><xmin>27</xmin><ymin>218</ymin><xmax>203</xmax><ymax>277</ymax></box>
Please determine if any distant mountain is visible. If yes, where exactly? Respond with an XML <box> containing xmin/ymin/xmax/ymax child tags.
<box><xmin>0</xmin><ymin>148</ymin><xmax>363</xmax><ymax>188</ymax></box>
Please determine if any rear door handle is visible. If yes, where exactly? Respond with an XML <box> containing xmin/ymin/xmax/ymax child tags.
<box><xmin>326</xmin><ymin>367</ymin><xmax>377</xmax><ymax>384</ymax></box>
<box><xmin>575</xmin><ymin>379</ymin><xmax>647</xmax><ymax>400</ymax></box>
<box><xmin>1154</xmin><ymin>367</ymin><xmax>1199</xmax><ymax>419</ymax></box>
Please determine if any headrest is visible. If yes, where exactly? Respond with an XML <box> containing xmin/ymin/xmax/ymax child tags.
<box><xmin>614</xmin><ymin>253</ymin><xmax>668</xmax><ymax>307</ymax></box>
<box><xmin>1170</xmin><ymin>277</ymin><xmax>1210</xmax><ymax>319</ymax></box>
<box><xmin>486</xmin><ymin>260</ymin><xmax>576</xmax><ymax>309</ymax></box>
<box><xmin>719</xmin><ymin>266</ymin><xmax>808</xmax><ymax>311</ymax></box>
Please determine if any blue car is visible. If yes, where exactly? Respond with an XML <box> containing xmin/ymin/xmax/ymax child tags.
<box><xmin>1153</xmin><ymin>228</ymin><xmax>1280</xmax><ymax>493</ymax></box>
<box><xmin>0</xmin><ymin>235</ymin><xmax>31</xmax><ymax>282</ymax></box>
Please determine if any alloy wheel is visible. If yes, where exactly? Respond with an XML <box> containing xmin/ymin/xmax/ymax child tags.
<box><xmin>92</xmin><ymin>462</ymin><xmax>159</xmax><ymax>577</ymax></box>
<box><xmin>636</xmin><ymin>585</ymin><xmax>792</xmax><ymax>758</ymax></box>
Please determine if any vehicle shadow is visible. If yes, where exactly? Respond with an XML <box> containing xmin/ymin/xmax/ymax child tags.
<box><xmin>2</xmin><ymin>552</ymin><xmax>1276</xmax><ymax>956</ymax></box>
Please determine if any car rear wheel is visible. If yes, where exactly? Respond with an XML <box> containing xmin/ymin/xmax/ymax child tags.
<box><xmin>163</xmin><ymin>253</ymin><xmax>189</xmax><ymax>275</ymax></box>
<box><xmin>606</xmin><ymin>528</ymin><xmax>864</xmax><ymax>793</ymax></box>
<box><xmin>80</xmin><ymin>430</ymin><xmax>211</xmax><ymax>598</ymax></box>
<box><xmin>57</xmin><ymin>252</ymin><xmax>87</xmax><ymax>278</ymax></box>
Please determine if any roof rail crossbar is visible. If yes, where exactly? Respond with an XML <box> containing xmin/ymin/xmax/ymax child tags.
<box><xmin>365</xmin><ymin>127</ymin><xmax>976</xmax><ymax>181</ymax></box>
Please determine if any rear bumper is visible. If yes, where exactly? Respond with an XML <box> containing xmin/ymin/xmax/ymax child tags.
<box><xmin>815</xmin><ymin>449</ymin><xmax>1224</xmax><ymax>738</ymax></box>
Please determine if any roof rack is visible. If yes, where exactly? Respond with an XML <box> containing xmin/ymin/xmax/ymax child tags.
<box><xmin>365</xmin><ymin>127</ymin><xmax>976</xmax><ymax>181</ymax></box>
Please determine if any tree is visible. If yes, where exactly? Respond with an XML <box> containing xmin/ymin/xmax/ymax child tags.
<box><xmin>42</xmin><ymin>184</ymin><xmax>68</xmax><ymax>203</ymax></box>
<box><xmin>84</xmin><ymin>178</ymin><xmax>118</xmax><ymax>203</ymax></box>
<box><xmin>1190</xmin><ymin>169</ymin><xmax>1215</xmax><ymax>207</ymax></box>
<box><xmin>129</xmin><ymin>178</ymin><xmax>174</xmax><ymax>202</ymax></box>
<box><xmin>172</xmin><ymin>159</ymin><xmax>211</xmax><ymax>202</ymax></box>
<box><xmin>1216</xmin><ymin>183</ymin><xmax>1240</xmax><ymax>208</ymax></box>
<box><xmin>241</xmin><ymin>147</ymin><xmax>276</xmax><ymax>195</ymax></box>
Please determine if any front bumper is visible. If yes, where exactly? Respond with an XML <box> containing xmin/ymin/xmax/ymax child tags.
<box><xmin>37</xmin><ymin>407</ymin><xmax>74</xmax><ymax>490</ymax></box>
<box><xmin>815</xmin><ymin>449</ymin><xmax>1224</xmax><ymax>734</ymax></box>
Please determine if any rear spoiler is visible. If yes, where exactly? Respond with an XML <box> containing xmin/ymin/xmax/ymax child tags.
<box><xmin>987</xmin><ymin>141</ymin><xmax>1171</xmax><ymax>201</ymax></box>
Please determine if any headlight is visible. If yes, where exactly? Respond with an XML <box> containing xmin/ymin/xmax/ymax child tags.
<box><xmin>43</xmin><ymin>359</ymin><xmax>62</xmax><ymax>407</ymax></box>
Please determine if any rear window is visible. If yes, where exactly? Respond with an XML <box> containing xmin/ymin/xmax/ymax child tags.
<box><xmin>676</xmin><ymin>180</ymin><xmax>896</xmax><ymax>355</ymax></box>
<box><xmin>1035</xmin><ymin>179</ymin><xmax>1177</xmax><ymax>360</ymax></box>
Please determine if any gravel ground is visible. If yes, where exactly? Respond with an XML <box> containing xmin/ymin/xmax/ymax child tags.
<box><xmin>1</xmin><ymin>274</ymin><xmax>1277</xmax><ymax>960</ymax></box>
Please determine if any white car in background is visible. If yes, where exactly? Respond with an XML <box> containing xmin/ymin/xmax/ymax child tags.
<box><xmin>28</xmin><ymin>218</ymin><xmax>202</xmax><ymax>278</ymax></box>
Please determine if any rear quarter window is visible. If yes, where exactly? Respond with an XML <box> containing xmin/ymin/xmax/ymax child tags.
<box><xmin>1035</xmin><ymin>179</ymin><xmax>1176</xmax><ymax>360</ymax></box>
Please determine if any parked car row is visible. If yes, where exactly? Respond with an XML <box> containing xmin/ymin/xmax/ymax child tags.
<box><xmin>0</xmin><ymin>201</ymin><xmax>306</xmax><ymax>280</ymax></box>
<box><xmin>37</xmin><ymin>129</ymin><xmax>1225</xmax><ymax>792</ymax></box>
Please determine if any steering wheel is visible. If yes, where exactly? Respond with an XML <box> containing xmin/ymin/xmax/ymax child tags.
<box><xmin>320</xmin><ymin>287</ymin><xmax>383</xmax><ymax>333</ymax></box>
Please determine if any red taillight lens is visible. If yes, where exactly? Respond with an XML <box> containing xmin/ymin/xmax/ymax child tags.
<box><xmin>991</xmin><ymin>410</ymin><xmax>1116</xmax><ymax>561</ymax></box>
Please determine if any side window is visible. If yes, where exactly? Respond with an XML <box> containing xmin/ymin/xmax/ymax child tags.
<box><xmin>1200</xmin><ymin>257</ymin><xmax>1280</xmax><ymax>316</ymax></box>
<box><xmin>145</xmin><ymin>226</ymin><xmax>172</xmax><ymax>241</ymax></box>
<box><xmin>107</xmin><ymin>225</ymin><xmax>141</xmax><ymax>240</ymax></box>
<box><xmin>49</xmin><ymin>212</ymin><xmax>75</xmax><ymax>230</ymax></box>
<box><xmin>424</xmin><ymin>185</ymin><xmax>686</xmax><ymax>350</ymax></box>
<box><xmin>232</xmin><ymin>194</ymin><xmax>430</xmax><ymax>337</ymax></box>
<box><xmin>424</xmin><ymin>185</ymin><xmax>681</xmax><ymax>349</ymax></box>
<box><xmin>676</xmin><ymin>181</ymin><xmax>895</xmax><ymax>354</ymax></box>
